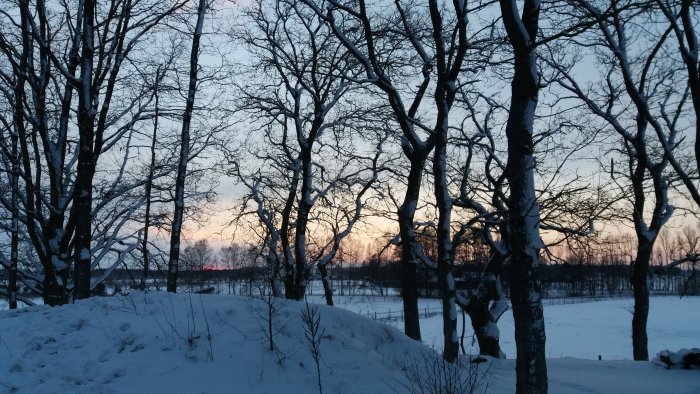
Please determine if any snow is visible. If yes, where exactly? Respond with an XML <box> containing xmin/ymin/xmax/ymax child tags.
<box><xmin>0</xmin><ymin>292</ymin><xmax>432</xmax><ymax>393</ymax></box>
<box><xmin>654</xmin><ymin>349</ymin><xmax>700</xmax><ymax>369</ymax></box>
<box><xmin>346</xmin><ymin>296</ymin><xmax>699</xmax><ymax>361</ymax></box>
<box><xmin>1</xmin><ymin>293</ymin><xmax>699</xmax><ymax>393</ymax></box>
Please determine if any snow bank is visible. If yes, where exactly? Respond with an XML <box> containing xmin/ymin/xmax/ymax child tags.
<box><xmin>0</xmin><ymin>292</ymin><xmax>450</xmax><ymax>393</ymax></box>
<box><xmin>2</xmin><ymin>292</ymin><xmax>699</xmax><ymax>393</ymax></box>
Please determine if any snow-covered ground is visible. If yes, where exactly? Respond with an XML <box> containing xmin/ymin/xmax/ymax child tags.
<box><xmin>0</xmin><ymin>292</ymin><xmax>698</xmax><ymax>393</ymax></box>
<box><xmin>319</xmin><ymin>295</ymin><xmax>700</xmax><ymax>360</ymax></box>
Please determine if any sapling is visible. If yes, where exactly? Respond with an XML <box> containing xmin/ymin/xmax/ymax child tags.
<box><xmin>301</xmin><ymin>300</ymin><xmax>324</xmax><ymax>394</ymax></box>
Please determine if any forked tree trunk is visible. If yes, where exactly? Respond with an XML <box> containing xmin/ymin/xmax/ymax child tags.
<box><xmin>167</xmin><ymin>0</ymin><xmax>207</xmax><ymax>293</ymax></box>
<box><xmin>466</xmin><ymin>251</ymin><xmax>508</xmax><ymax>358</ymax></box>
<box><xmin>627</xmin><ymin>119</ymin><xmax>667</xmax><ymax>361</ymax></box>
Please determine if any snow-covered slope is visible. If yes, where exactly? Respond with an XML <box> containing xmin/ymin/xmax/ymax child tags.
<box><xmin>0</xmin><ymin>292</ymin><xmax>437</xmax><ymax>393</ymax></box>
<box><xmin>1</xmin><ymin>292</ymin><xmax>698</xmax><ymax>393</ymax></box>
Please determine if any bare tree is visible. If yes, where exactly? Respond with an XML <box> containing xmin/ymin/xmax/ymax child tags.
<box><xmin>0</xmin><ymin>0</ymin><xmax>30</xmax><ymax>309</ymax></box>
<box><xmin>657</xmin><ymin>227</ymin><xmax>673</xmax><ymax>265</ymax></box>
<box><xmin>451</xmin><ymin>99</ymin><xmax>510</xmax><ymax>358</ymax></box>
<box><xmin>181</xmin><ymin>239</ymin><xmax>212</xmax><ymax>290</ymax></box>
<box><xmin>302</xmin><ymin>0</ymin><xmax>437</xmax><ymax>342</ymax></box>
<box><xmin>0</xmin><ymin>0</ymin><xmax>187</xmax><ymax>304</ymax></box>
<box><xmin>655</xmin><ymin>1</ymin><xmax>700</xmax><ymax>179</ymax></box>
<box><xmin>452</xmin><ymin>107</ymin><xmax>610</xmax><ymax>358</ymax></box>
<box><xmin>497</xmin><ymin>0</ymin><xmax>548</xmax><ymax>390</ymax></box>
<box><xmin>230</xmin><ymin>0</ymin><xmax>386</xmax><ymax>303</ymax></box>
<box><xmin>550</xmin><ymin>0</ymin><xmax>693</xmax><ymax>361</ymax></box>
<box><xmin>167</xmin><ymin>0</ymin><xmax>208</xmax><ymax>293</ymax></box>
<box><xmin>303</xmin><ymin>0</ymin><xmax>494</xmax><ymax>362</ymax></box>
<box><xmin>141</xmin><ymin>66</ymin><xmax>166</xmax><ymax>288</ymax></box>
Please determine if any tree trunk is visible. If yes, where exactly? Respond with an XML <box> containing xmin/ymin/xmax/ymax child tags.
<box><xmin>9</xmin><ymin>139</ymin><xmax>18</xmax><ymax>308</ymax></box>
<box><xmin>167</xmin><ymin>0</ymin><xmax>207</xmax><ymax>293</ymax></box>
<box><xmin>631</xmin><ymin>242</ymin><xmax>652</xmax><ymax>360</ymax></box>
<box><xmin>318</xmin><ymin>263</ymin><xmax>334</xmax><ymax>306</ymax></box>
<box><xmin>678</xmin><ymin>0</ymin><xmax>700</xmax><ymax>180</ymax></box>
<box><xmin>398</xmin><ymin>152</ymin><xmax>427</xmax><ymax>342</ymax></box>
<box><xmin>11</xmin><ymin>0</ymin><xmax>80</xmax><ymax>306</ymax></box>
<box><xmin>293</xmin><ymin>148</ymin><xmax>313</xmax><ymax>300</ymax></box>
<box><xmin>8</xmin><ymin>102</ymin><xmax>19</xmax><ymax>310</ymax></box>
<box><xmin>434</xmin><ymin>133</ymin><xmax>458</xmax><ymax>362</ymax></box>
<box><xmin>74</xmin><ymin>0</ymin><xmax>97</xmax><ymax>300</ymax></box>
<box><xmin>142</xmin><ymin>70</ymin><xmax>160</xmax><ymax>288</ymax></box>
<box><xmin>43</xmin><ymin>267</ymin><xmax>69</xmax><ymax>306</ymax></box>
<box><xmin>695</xmin><ymin>120</ymin><xmax>700</xmax><ymax>182</ymax></box>
<box><xmin>267</xmin><ymin>234</ymin><xmax>285</xmax><ymax>297</ymax></box>
<box><xmin>467</xmin><ymin>252</ymin><xmax>508</xmax><ymax>358</ymax></box>
<box><xmin>508</xmin><ymin>151</ymin><xmax>548</xmax><ymax>394</ymax></box>
<box><xmin>8</xmin><ymin>0</ymin><xmax>31</xmax><ymax>310</ymax></box>
<box><xmin>627</xmin><ymin>119</ymin><xmax>666</xmax><ymax>361</ymax></box>
<box><xmin>281</xmin><ymin>167</ymin><xmax>300</xmax><ymax>299</ymax></box>
<box><xmin>499</xmin><ymin>0</ymin><xmax>548</xmax><ymax>391</ymax></box>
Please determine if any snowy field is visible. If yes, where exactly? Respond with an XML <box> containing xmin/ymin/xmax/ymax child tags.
<box><xmin>0</xmin><ymin>292</ymin><xmax>698</xmax><ymax>393</ymax></box>
<box><xmin>317</xmin><ymin>294</ymin><xmax>700</xmax><ymax>360</ymax></box>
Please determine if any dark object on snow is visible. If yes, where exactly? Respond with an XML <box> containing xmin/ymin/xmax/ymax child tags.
<box><xmin>471</xmin><ymin>356</ymin><xmax>488</xmax><ymax>364</ymax></box>
<box><xmin>92</xmin><ymin>282</ymin><xmax>107</xmax><ymax>297</ymax></box>
<box><xmin>654</xmin><ymin>349</ymin><xmax>700</xmax><ymax>370</ymax></box>
<box><xmin>194</xmin><ymin>287</ymin><xmax>215</xmax><ymax>294</ymax></box>
<box><xmin>682</xmin><ymin>352</ymin><xmax>700</xmax><ymax>369</ymax></box>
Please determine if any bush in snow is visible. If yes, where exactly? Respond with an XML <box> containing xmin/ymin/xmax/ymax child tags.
<box><xmin>399</xmin><ymin>351</ymin><xmax>488</xmax><ymax>394</ymax></box>
<box><xmin>653</xmin><ymin>349</ymin><xmax>700</xmax><ymax>370</ymax></box>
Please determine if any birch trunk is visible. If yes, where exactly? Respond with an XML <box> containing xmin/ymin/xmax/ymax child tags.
<box><xmin>167</xmin><ymin>0</ymin><xmax>207</xmax><ymax>293</ymax></box>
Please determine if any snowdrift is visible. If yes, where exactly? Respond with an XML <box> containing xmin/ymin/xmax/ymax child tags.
<box><xmin>0</xmin><ymin>292</ymin><xmax>468</xmax><ymax>393</ymax></box>
<box><xmin>1</xmin><ymin>292</ymin><xmax>699</xmax><ymax>393</ymax></box>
